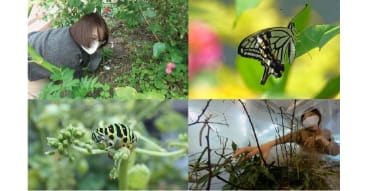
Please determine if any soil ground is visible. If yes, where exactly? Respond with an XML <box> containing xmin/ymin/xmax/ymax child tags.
<box><xmin>89</xmin><ymin>18</ymin><xmax>156</xmax><ymax>91</ymax></box>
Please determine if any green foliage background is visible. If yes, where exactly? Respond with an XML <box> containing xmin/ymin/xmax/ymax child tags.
<box><xmin>30</xmin><ymin>0</ymin><xmax>188</xmax><ymax>99</ymax></box>
<box><xmin>189</xmin><ymin>0</ymin><xmax>340</xmax><ymax>99</ymax></box>
<box><xmin>28</xmin><ymin>100</ymin><xmax>188</xmax><ymax>190</ymax></box>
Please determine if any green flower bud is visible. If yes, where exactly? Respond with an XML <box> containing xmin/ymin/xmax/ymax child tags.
<box><xmin>128</xmin><ymin>164</ymin><xmax>151</xmax><ymax>189</ymax></box>
<box><xmin>63</xmin><ymin>139</ymin><xmax>69</xmax><ymax>146</ymax></box>
<box><xmin>47</xmin><ymin>137</ymin><xmax>59</xmax><ymax>148</ymax></box>
<box><xmin>58</xmin><ymin>134</ymin><xmax>64</xmax><ymax>141</ymax></box>
<box><xmin>75</xmin><ymin>130</ymin><xmax>84</xmax><ymax>138</ymax></box>
<box><xmin>57</xmin><ymin>143</ymin><xmax>64</xmax><ymax>152</ymax></box>
<box><xmin>62</xmin><ymin>131</ymin><xmax>71</xmax><ymax>139</ymax></box>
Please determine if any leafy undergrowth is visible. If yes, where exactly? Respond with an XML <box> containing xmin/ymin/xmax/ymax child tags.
<box><xmin>189</xmin><ymin>141</ymin><xmax>340</xmax><ymax>190</ymax></box>
<box><xmin>88</xmin><ymin>1</ymin><xmax>188</xmax><ymax>99</ymax></box>
<box><xmin>223</xmin><ymin>150</ymin><xmax>340</xmax><ymax>190</ymax></box>
<box><xmin>33</xmin><ymin>0</ymin><xmax>188</xmax><ymax>99</ymax></box>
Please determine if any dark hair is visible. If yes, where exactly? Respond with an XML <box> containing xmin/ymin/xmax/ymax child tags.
<box><xmin>301</xmin><ymin>108</ymin><xmax>322</xmax><ymax>126</ymax></box>
<box><xmin>70</xmin><ymin>13</ymin><xmax>109</xmax><ymax>48</ymax></box>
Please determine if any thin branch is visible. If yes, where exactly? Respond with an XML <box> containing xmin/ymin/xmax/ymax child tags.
<box><xmin>290</xmin><ymin>100</ymin><xmax>297</xmax><ymax>162</ymax></box>
<box><xmin>238</xmin><ymin>100</ymin><xmax>267</xmax><ymax>165</ymax></box>
<box><xmin>265</xmin><ymin>100</ymin><xmax>276</xmax><ymax>125</ymax></box>
<box><xmin>199</xmin><ymin>115</ymin><xmax>211</xmax><ymax>146</ymax></box>
<box><xmin>193</xmin><ymin>121</ymin><xmax>229</xmax><ymax>126</ymax></box>
<box><xmin>265</xmin><ymin>101</ymin><xmax>282</xmax><ymax>166</ymax></box>
<box><xmin>206</xmin><ymin>123</ymin><xmax>212</xmax><ymax>190</ymax></box>
<box><xmin>280</xmin><ymin>107</ymin><xmax>288</xmax><ymax>163</ymax></box>
<box><xmin>189</xmin><ymin>99</ymin><xmax>212</xmax><ymax>126</ymax></box>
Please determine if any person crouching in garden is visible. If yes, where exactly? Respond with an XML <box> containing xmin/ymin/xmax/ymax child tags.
<box><xmin>28</xmin><ymin>13</ymin><xmax>109</xmax><ymax>99</ymax></box>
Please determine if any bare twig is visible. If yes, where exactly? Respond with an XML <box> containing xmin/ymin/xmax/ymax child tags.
<box><xmin>279</xmin><ymin>107</ymin><xmax>289</xmax><ymax>181</ymax></box>
<box><xmin>194</xmin><ymin>121</ymin><xmax>229</xmax><ymax>126</ymax></box>
<box><xmin>206</xmin><ymin>123</ymin><xmax>212</xmax><ymax>190</ymax></box>
<box><xmin>265</xmin><ymin>101</ymin><xmax>281</xmax><ymax>165</ymax></box>
<box><xmin>199</xmin><ymin>114</ymin><xmax>213</xmax><ymax>146</ymax></box>
<box><xmin>238</xmin><ymin>100</ymin><xmax>267</xmax><ymax>165</ymax></box>
<box><xmin>189</xmin><ymin>99</ymin><xmax>212</xmax><ymax>126</ymax></box>
<box><xmin>290</xmin><ymin>100</ymin><xmax>297</xmax><ymax>162</ymax></box>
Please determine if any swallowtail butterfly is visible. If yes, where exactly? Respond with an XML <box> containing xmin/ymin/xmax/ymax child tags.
<box><xmin>238</xmin><ymin>22</ymin><xmax>296</xmax><ymax>84</ymax></box>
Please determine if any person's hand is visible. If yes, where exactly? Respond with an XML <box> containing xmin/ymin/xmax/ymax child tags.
<box><xmin>232</xmin><ymin>143</ymin><xmax>273</xmax><ymax>166</ymax></box>
<box><xmin>303</xmin><ymin>136</ymin><xmax>316</xmax><ymax>148</ymax></box>
<box><xmin>304</xmin><ymin>135</ymin><xmax>330</xmax><ymax>148</ymax></box>
<box><xmin>315</xmin><ymin>135</ymin><xmax>331</xmax><ymax>146</ymax></box>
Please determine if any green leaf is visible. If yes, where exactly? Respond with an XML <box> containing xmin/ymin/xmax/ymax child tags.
<box><xmin>318</xmin><ymin>25</ymin><xmax>340</xmax><ymax>49</ymax></box>
<box><xmin>171</xmin><ymin>53</ymin><xmax>183</xmax><ymax>64</ymax></box>
<box><xmin>154</xmin><ymin>80</ymin><xmax>166</xmax><ymax>89</ymax></box>
<box><xmin>68</xmin><ymin>0</ymin><xmax>82</xmax><ymax>7</ymax></box>
<box><xmin>138</xmin><ymin>91</ymin><xmax>165</xmax><ymax>99</ymax></box>
<box><xmin>28</xmin><ymin>44</ymin><xmax>59</xmax><ymax>73</ymax></box>
<box><xmin>296</xmin><ymin>24</ymin><xmax>340</xmax><ymax>57</ymax></box>
<box><xmin>144</xmin><ymin>9</ymin><xmax>156</xmax><ymax>18</ymax></box>
<box><xmin>153</xmin><ymin>42</ymin><xmax>167</xmax><ymax>58</ymax></box>
<box><xmin>84</xmin><ymin>3</ymin><xmax>96</xmax><ymax>13</ymax></box>
<box><xmin>233</xmin><ymin>0</ymin><xmax>260</xmax><ymax>28</ymax></box>
<box><xmin>149</xmin><ymin>23</ymin><xmax>161</xmax><ymax>33</ymax></box>
<box><xmin>114</xmin><ymin>86</ymin><xmax>138</xmax><ymax>99</ymax></box>
<box><xmin>291</xmin><ymin>3</ymin><xmax>311</xmax><ymax>33</ymax></box>
<box><xmin>235</xmin><ymin>56</ymin><xmax>276</xmax><ymax>92</ymax></box>
<box><xmin>231</xmin><ymin>141</ymin><xmax>238</xmax><ymax>152</ymax></box>
<box><xmin>315</xmin><ymin>75</ymin><xmax>340</xmax><ymax>98</ymax></box>
<box><xmin>235</xmin><ymin>0</ymin><xmax>260</xmax><ymax>17</ymax></box>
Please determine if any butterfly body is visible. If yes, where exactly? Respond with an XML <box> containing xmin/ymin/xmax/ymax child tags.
<box><xmin>238</xmin><ymin>22</ymin><xmax>296</xmax><ymax>84</ymax></box>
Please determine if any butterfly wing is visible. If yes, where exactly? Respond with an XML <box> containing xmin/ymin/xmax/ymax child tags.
<box><xmin>237</xmin><ymin>22</ymin><xmax>296</xmax><ymax>85</ymax></box>
<box><xmin>268</xmin><ymin>22</ymin><xmax>296</xmax><ymax>66</ymax></box>
<box><xmin>238</xmin><ymin>34</ymin><xmax>264</xmax><ymax>62</ymax></box>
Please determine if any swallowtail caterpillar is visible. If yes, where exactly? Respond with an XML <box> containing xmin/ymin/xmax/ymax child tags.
<box><xmin>92</xmin><ymin>123</ymin><xmax>137</xmax><ymax>151</ymax></box>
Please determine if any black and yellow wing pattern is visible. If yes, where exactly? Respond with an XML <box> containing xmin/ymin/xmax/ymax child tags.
<box><xmin>238</xmin><ymin>22</ymin><xmax>296</xmax><ymax>85</ymax></box>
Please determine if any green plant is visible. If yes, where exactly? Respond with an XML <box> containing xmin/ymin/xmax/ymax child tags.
<box><xmin>108</xmin><ymin>0</ymin><xmax>188</xmax><ymax>99</ymax></box>
<box><xmin>114</xmin><ymin>86</ymin><xmax>165</xmax><ymax>99</ymax></box>
<box><xmin>188</xmin><ymin>100</ymin><xmax>339</xmax><ymax>190</ymax></box>
<box><xmin>35</xmin><ymin>0</ymin><xmax>103</xmax><ymax>27</ymax></box>
<box><xmin>29</xmin><ymin>100</ymin><xmax>188</xmax><ymax>190</ymax></box>
<box><xmin>235</xmin><ymin>3</ymin><xmax>340</xmax><ymax>98</ymax></box>
<box><xmin>38</xmin><ymin>67</ymin><xmax>112</xmax><ymax>99</ymax></box>
<box><xmin>31</xmin><ymin>0</ymin><xmax>188</xmax><ymax>98</ymax></box>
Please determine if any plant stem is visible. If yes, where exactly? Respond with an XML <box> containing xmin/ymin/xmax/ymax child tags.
<box><xmin>118</xmin><ymin>155</ymin><xmax>129</xmax><ymax>190</ymax></box>
<box><xmin>135</xmin><ymin>131</ymin><xmax>166</xmax><ymax>152</ymax></box>
<box><xmin>135</xmin><ymin>148</ymin><xmax>186</xmax><ymax>157</ymax></box>
<box><xmin>28</xmin><ymin>44</ymin><xmax>60</xmax><ymax>73</ymax></box>
<box><xmin>206</xmin><ymin>123</ymin><xmax>212</xmax><ymax>190</ymax></box>
<box><xmin>71</xmin><ymin>143</ymin><xmax>185</xmax><ymax>157</ymax></box>
<box><xmin>189</xmin><ymin>99</ymin><xmax>211</xmax><ymax>126</ymax></box>
<box><xmin>71</xmin><ymin>145</ymin><xmax>107</xmax><ymax>155</ymax></box>
<box><xmin>238</xmin><ymin>100</ymin><xmax>267</xmax><ymax>165</ymax></box>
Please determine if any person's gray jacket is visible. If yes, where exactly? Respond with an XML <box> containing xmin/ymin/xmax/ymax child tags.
<box><xmin>28</xmin><ymin>27</ymin><xmax>102</xmax><ymax>81</ymax></box>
